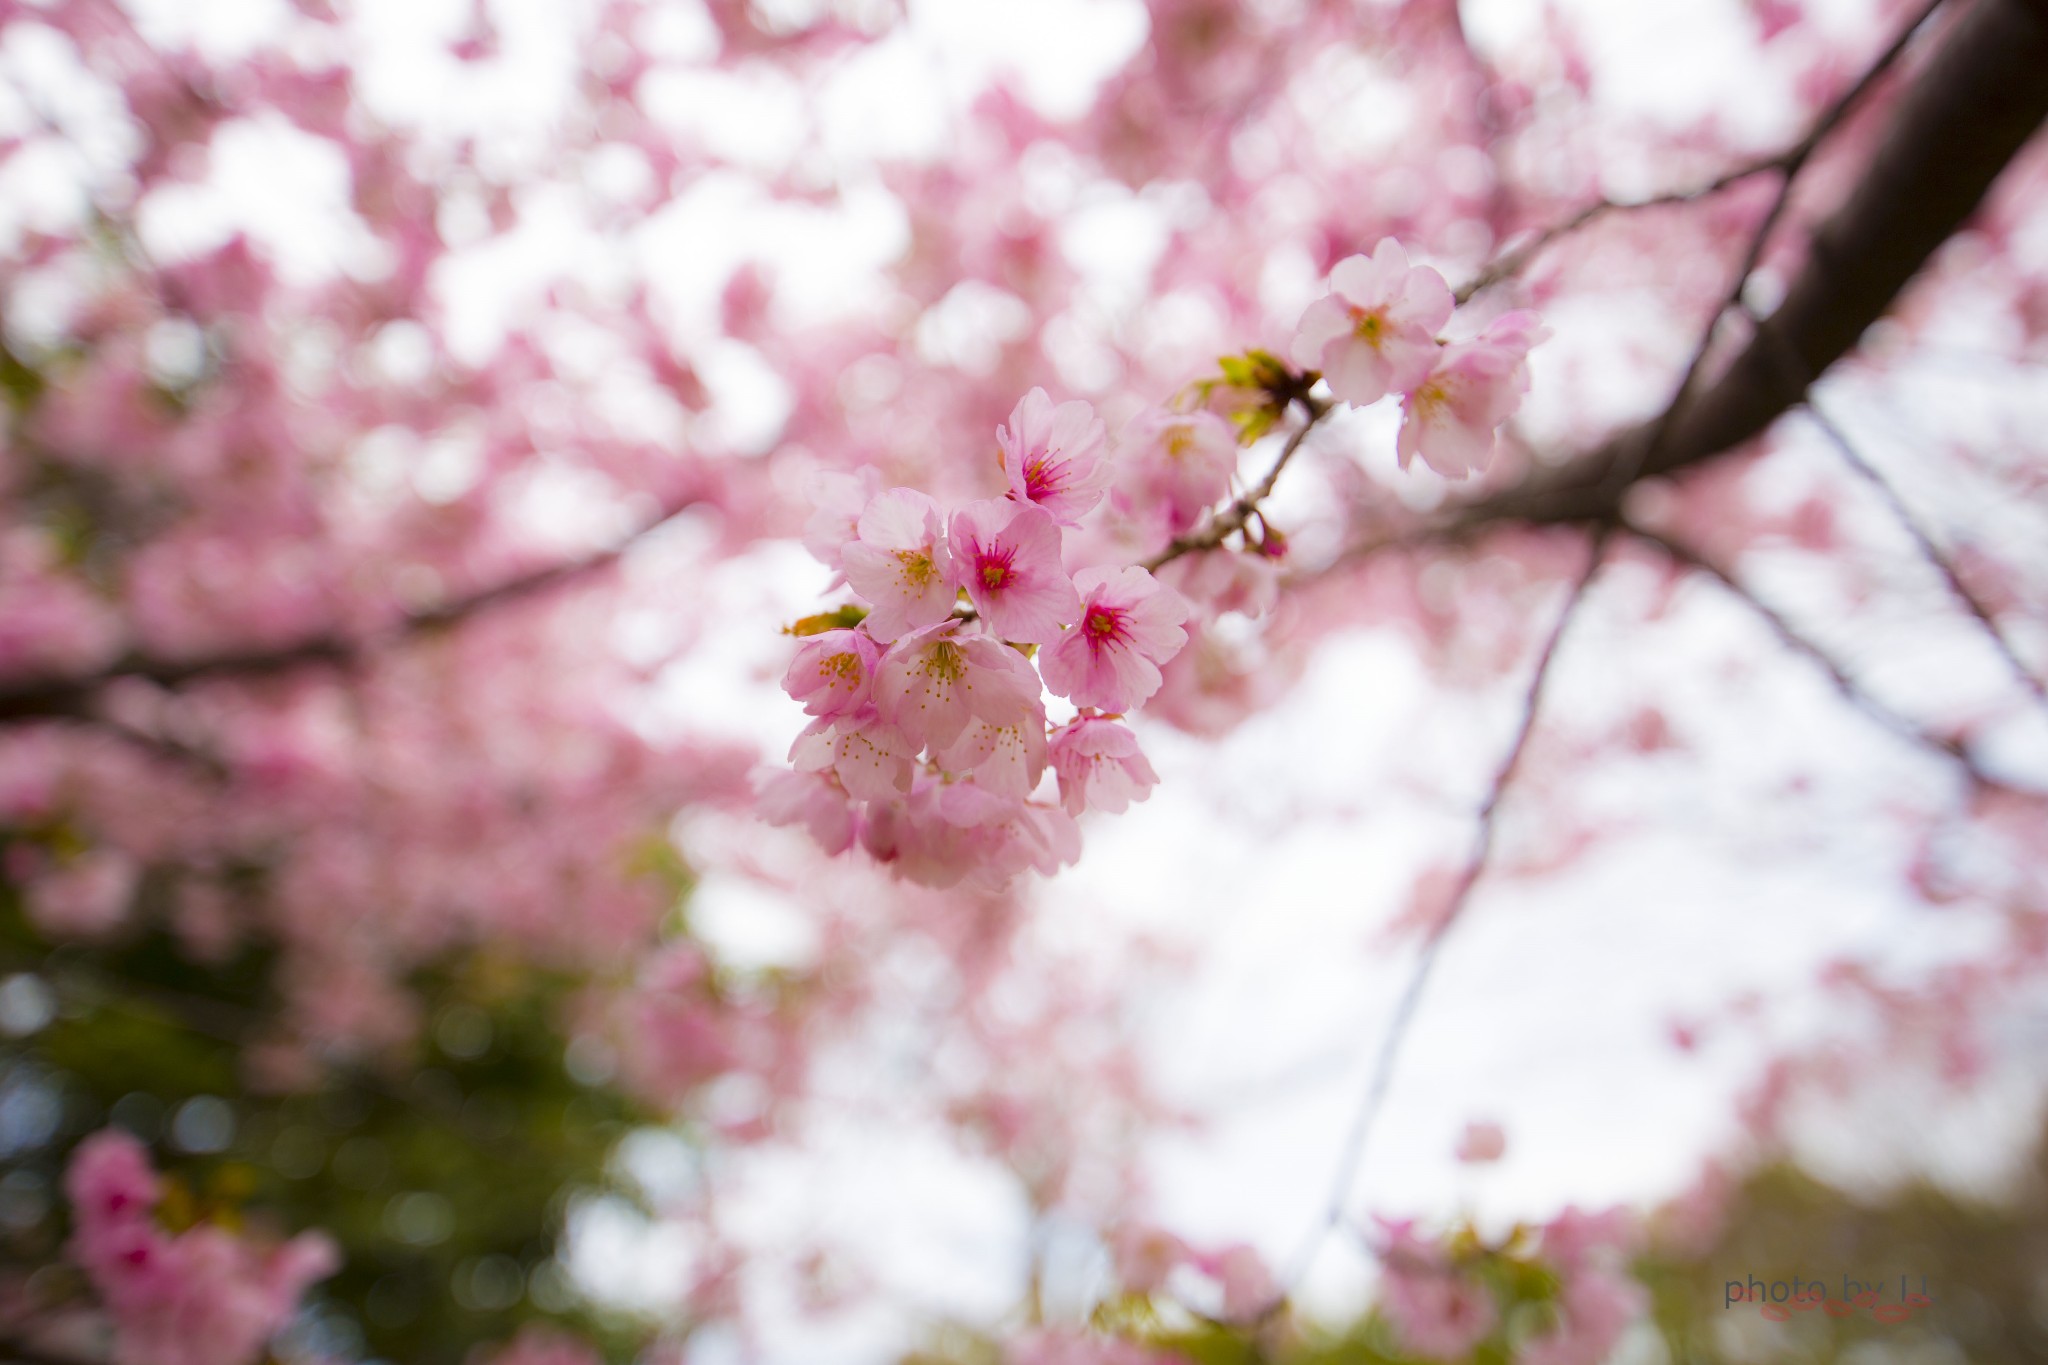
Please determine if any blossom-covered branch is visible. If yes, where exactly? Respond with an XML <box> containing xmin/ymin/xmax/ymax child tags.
<box><xmin>0</xmin><ymin>491</ymin><xmax>706</xmax><ymax>725</ymax></box>
<box><xmin>765</xmin><ymin>241</ymin><xmax>1547</xmax><ymax>888</ymax></box>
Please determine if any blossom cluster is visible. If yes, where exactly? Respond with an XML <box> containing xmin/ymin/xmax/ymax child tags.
<box><xmin>761</xmin><ymin>390</ymin><xmax>1193</xmax><ymax>888</ymax></box>
<box><xmin>64</xmin><ymin>1130</ymin><xmax>339</xmax><ymax>1365</ymax></box>
<box><xmin>1292</xmin><ymin>239</ymin><xmax>1548</xmax><ymax>479</ymax></box>
<box><xmin>1373</xmin><ymin>1208</ymin><xmax>1645</xmax><ymax>1365</ymax></box>
<box><xmin>764</xmin><ymin>245</ymin><xmax>1546</xmax><ymax>886</ymax></box>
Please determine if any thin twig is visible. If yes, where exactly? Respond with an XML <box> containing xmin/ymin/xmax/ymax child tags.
<box><xmin>1456</xmin><ymin>0</ymin><xmax>1946</xmax><ymax>308</ymax></box>
<box><xmin>1257</xmin><ymin>524</ymin><xmax>1610</xmax><ymax>1321</ymax></box>
<box><xmin>1802</xmin><ymin>400</ymin><xmax>2048</xmax><ymax>711</ymax></box>
<box><xmin>1453</xmin><ymin>157</ymin><xmax>1783</xmax><ymax>306</ymax></box>
<box><xmin>1623</xmin><ymin>520</ymin><xmax>2031</xmax><ymax>797</ymax></box>
<box><xmin>1142</xmin><ymin>394</ymin><xmax>1332</xmax><ymax>573</ymax></box>
<box><xmin>1728</xmin><ymin>292</ymin><xmax>2048</xmax><ymax>715</ymax></box>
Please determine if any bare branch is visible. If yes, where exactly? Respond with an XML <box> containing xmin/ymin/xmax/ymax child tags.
<box><xmin>1801</xmin><ymin>400</ymin><xmax>2048</xmax><ymax>712</ymax></box>
<box><xmin>1264</xmin><ymin>524</ymin><xmax>1610</xmax><ymax>1318</ymax></box>
<box><xmin>1454</xmin><ymin>158</ymin><xmax>1784</xmax><ymax>307</ymax></box>
<box><xmin>1622</xmin><ymin>520</ymin><xmax>2032</xmax><ymax>796</ymax></box>
<box><xmin>1726</xmin><ymin>292</ymin><xmax>2048</xmax><ymax>715</ymax></box>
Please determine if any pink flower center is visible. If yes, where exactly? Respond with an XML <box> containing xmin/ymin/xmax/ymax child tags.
<box><xmin>977</xmin><ymin>544</ymin><xmax>1017</xmax><ymax>591</ymax></box>
<box><xmin>1348</xmin><ymin>306</ymin><xmax>1385</xmax><ymax>345</ymax></box>
<box><xmin>1083</xmin><ymin>605</ymin><xmax>1125</xmax><ymax>648</ymax></box>
<box><xmin>1021</xmin><ymin>454</ymin><xmax>1061</xmax><ymax>502</ymax></box>
<box><xmin>823</xmin><ymin>652</ymin><xmax>863</xmax><ymax>685</ymax></box>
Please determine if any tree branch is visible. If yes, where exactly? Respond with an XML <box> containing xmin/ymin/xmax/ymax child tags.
<box><xmin>1801</xmin><ymin>399</ymin><xmax>2048</xmax><ymax>712</ymax></box>
<box><xmin>1455</xmin><ymin>0</ymin><xmax>1945</xmax><ymax>306</ymax></box>
<box><xmin>1142</xmin><ymin>393</ymin><xmax>1332</xmax><ymax>573</ymax></box>
<box><xmin>1263</xmin><ymin>525</ymin><xmax>1610</xmax><ymax>1318</ymax></box>
<box><xmin>1622</xmin><ymin>520</ymin><xmax>2032</xmax><ymax>796</ymax></box>
<box><xmin>1442</xmin><ymin>0</ymin><xmax>2048</xmax><ymax>532</ymax></box>
<box><xmin>0</xmin><ymin>1330</ymin><xmax>99</xmax><ymax>1365</ymax></box>
<box><xmin>0</xmin><ymin>493</ymin><xmax>705</xmax><ymax>725</ymax></box>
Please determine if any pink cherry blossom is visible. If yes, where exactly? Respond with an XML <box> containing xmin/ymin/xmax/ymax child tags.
<box><xmin>841</xmin><ymin>488</ymin><xmax>957</xmax><ymax>642</ymax></box>
<box><xmin>1005</xmin><ymin>1330</ymin><xmax>1175</xmax><ymax>1365</ymax></box>
<box><xmin>1374</xmin><ymin>1219</ymin><xmax>1499</xmax><ymax>1361</ymax></box>
<box><xmin>801</xmin><ymin>468</ymin><xmax>884</xmax><ymax>579</ymax></box>
<box><xmin>1109</xmin><ymin>1224</ymin><xmax>1189</xmax><ymax>1296</ymax></box>
<box><xmin>1396</xmin><ymin>310</ymin><xmax>1549</xmax><ymax>479</ymax></box>
<box><xmin>934</xmin><ymin>712</ymin><xmax>1050</xmax><ymax>804</ymax></box>
<box><xmin>782</xmin><ymin>628</ymin><xmax>883</xmax><ymax>718</ymax></box>
<box><xmin>1041</xmin><ymin>566</ymin><xmax>1189</xmax><ymax>713</ymax></box>
<box><xmin>1455</xmin><ymin>1119</ymin><xmax>1506</xmax><ymax>1163</ymax></box>
<box><xmin>1519</xmin><ymin>1267</ymin><xmax>1646</xmax><ymax>1365</ymax></box>
<box><xmin>875</xmin><ymin>622</ymin><xmax>1043</xmax><ymax>750</ymax></box>
<box><xmin>1049</xmin><ymin>718</ymin><xmax>1159</xmax><ymax>816</ymax></box>
<box><xmin>830</xmin><ymin>712</ymin><xmax>920</xmax><ymax>802</ymax></box>
<box><xmin>1117</xmin><ymin>407</ymin><xmax>1240</xmax><ymax>534</ymax></box>
<box><xmin>1291</xmin><ymin>239</ymin><xmax>1455</xmax><ymax>406</ymax></box>
<box><xmin>754</xmin><ymin>766</ymin><xmax>857</xmax><ymax>854</ymax></box>
<box><xmin>64</xmin><ymin>1129</ymin><xmax>338</xmax><ymax>1365</ymax></box>
<box><xmin>949</xmin><ymin>499</ymin><xmax>1081</xmax><ymax>643</ymax></box>
<box><xmin>485</xmin><ymin>1328</ymin><xmax>605</xmax><ymax>1365</ymax></box>
<box><xmin>998</xmin><ymin>387</ymin><xmax>1111</xmax><ymax>526</ymax></box>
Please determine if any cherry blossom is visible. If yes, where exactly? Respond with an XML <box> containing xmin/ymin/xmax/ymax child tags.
<box><xmin>64</xmin><ymin>1130</ymin><xmax>338</xmax><ymax>1365</ymax></box>
<box><xmin>1049</xmin><ymin>717</ymin><xmax>1159</xmax><ymax>816</ymax></box>
<box><xmin>1291</xmin><ymin>239</ymin><xmax>1455</xmax><ymax>406</ymax></box>
<box><xmin>875</xmin><ymin>623</ymin><xmax>1044</xmax><ymax>750</ymax></box>
<box><xmin>782</xmin><ymin>628</ymin><xmax>884</xmax><ymax>718</ymax></box>
<box><xmin>997</xmin><ymin>387</ymin><xmax>1112</xmax><ymax>526</ymax></box>
<box><xmin>1396</xmin><ymin>311</ymin><xmax>1550</xmax><ymax>479</ymax></box>
<box><xmin>1116</xmin><ymin>407</ymin><xmax>1241</xmax><ymax>534</ymax></box>
<box><xmin>841</xmin><ymin>489</ymin><xmax>958</xmax><ymax>642</ymax></box>
<box><xmin>829</xmin><ymin>712</ymin><xmax>921</xmax><ymax>802</ymax></box>
<box><xmin>1041</xmin><ymin>566</ymin><xmax>1190</xmax><ymax>713</ymax></box>
<box><xmin>754</xmin><ymin>766</ymin><xmax>858</xmax><ymax>854</ymax></box>
<box><xmin>935</xmin><ymin>713</ymin><xmax>1050</xmax><ymax>805</ymax></box>
<box><xmin>802</xmin><ymin>468</ymin><xmax>884</xmax><ymax>581</ymax></box>
<box><xmin>1455</xmin><ymin>1119</ymin><xmax>1507</xmax><ymax>1163</ymax></box>
<box><xmin>949</xmin><ymin>499</ymin><xmax>1082</xmax><ymax>644</ymax></box>
<box><xmin>1373</xmin><ymin>1219</ymin><xmax>1499</xmax><ymax>1361</ymax></box>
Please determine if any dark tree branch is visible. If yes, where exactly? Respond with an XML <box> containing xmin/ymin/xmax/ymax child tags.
<box><xmin>1264</xmin><ymin>526</ymin><xmax>1610</xmax><ymax>1318</ymax></box>
<box><xmin>0</xmin><ymin>1331</ymin><xmax>98</xmax><ymax>1365</ymax></box>
<box><xmin>1443</xmin><ymin>0</ymin><xmax>2048</xmax><ymax>532</ymax></box>
<box><xmin>0</xmin><ymin>493</ymin><xmax>705</xmax><ymax>725</ymax></box>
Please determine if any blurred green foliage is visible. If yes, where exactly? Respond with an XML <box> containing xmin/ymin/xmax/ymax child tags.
<box><xmin>0</xmin><ymin>873</ymin><xmax>666</xmax><ymax>1365</ymax></box>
